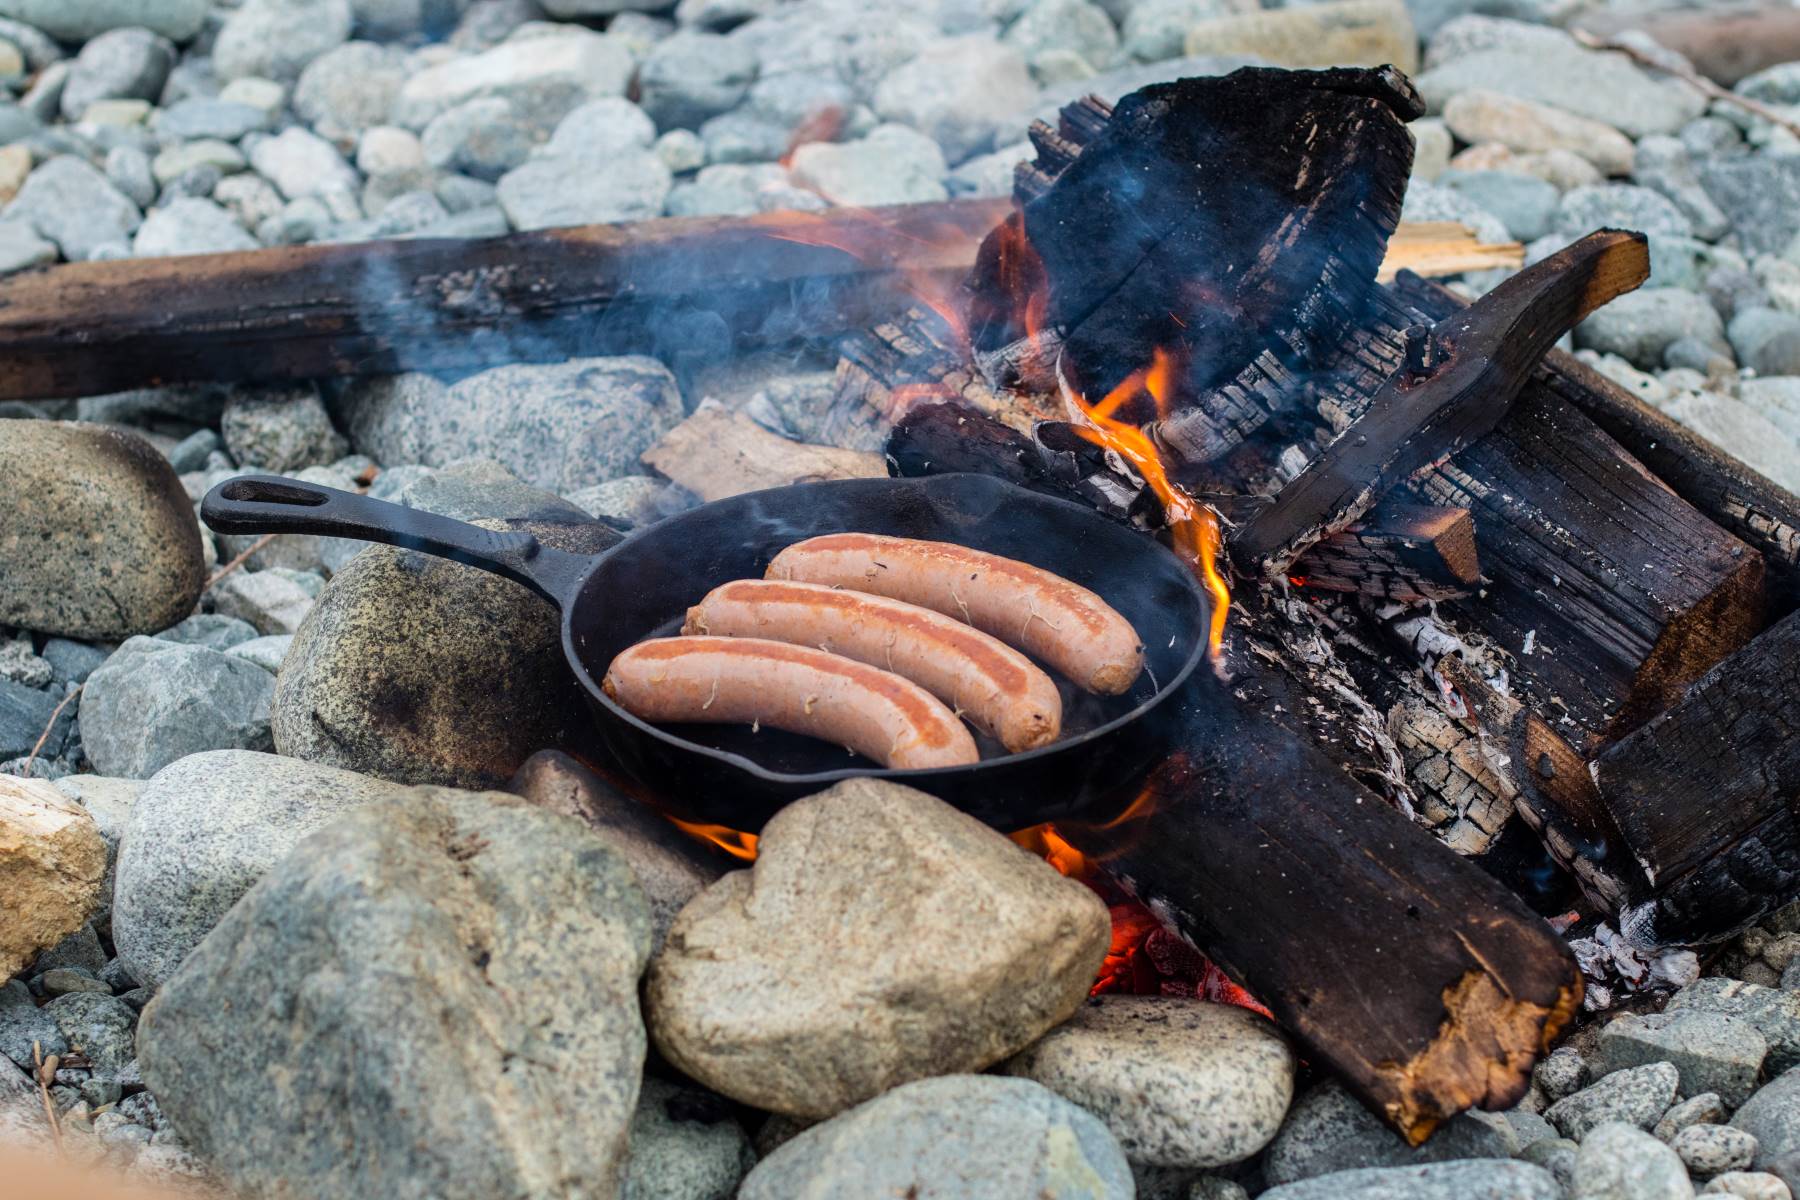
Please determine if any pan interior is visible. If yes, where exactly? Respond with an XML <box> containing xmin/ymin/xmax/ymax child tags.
<box><xmin>563</xmin><ymin>474</ymin><xmax>1208</xmax><ymax>781</ymax></box>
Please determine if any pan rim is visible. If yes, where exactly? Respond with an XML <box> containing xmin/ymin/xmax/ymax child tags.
<box><xmin>560</xmin><ymin>473</ymin><xmax>1211</xmax><ymax>787</ymax></box>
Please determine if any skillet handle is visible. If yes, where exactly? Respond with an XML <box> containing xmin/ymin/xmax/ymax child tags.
<box><xmin>201</xmin><ymin>475</ymin><xmax>589</xmax><ymax>607</ymax></box>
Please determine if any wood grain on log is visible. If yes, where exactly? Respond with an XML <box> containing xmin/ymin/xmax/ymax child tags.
<box><xmin>1230</xmin><ymin>230</ymin><xmax>1652</xmax><ymax>578</ymax></box>
<box><xmin>1292</xmin><ymin>501</ymin><xmax>1480</xmax><ymax>603</ymax></box>
<box><xmin>1592</xmin><ymin>607</ymin><xmax>1800</xmax><ymax>945</ymax></box>
<box><xmin>1056</xmin><ymin>658</ymin><xmax>1581</xmax><ymax>1144</ymax></box>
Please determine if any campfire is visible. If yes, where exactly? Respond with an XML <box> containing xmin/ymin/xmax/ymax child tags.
<box><xmin>6</xmin><ymin>17</ymin><xmax>1800</xmax><ymax>1199</ymax></box>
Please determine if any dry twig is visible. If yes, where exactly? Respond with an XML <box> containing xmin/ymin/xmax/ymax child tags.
<box><xmin>204</xmin><ymin>532</ymin><xmax>277</xmax><ymax>590</ymax></box>
<box><xmin>1574</xmin><ymin>29</ymin><xmax>1800</xmax><ymax>140</ymax></box>
<box><xmin>31</xmin><ymin>1042</ymin><xmax>63</xmax><ymax>1155</ymax></box>
<box><xmin>22</xmin><ymin>684</ymin><xmax>81</xmax><ymax>779</ymax></box>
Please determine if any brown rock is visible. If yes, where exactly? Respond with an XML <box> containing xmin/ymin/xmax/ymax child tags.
<box><xmin>1183</xmin><ymin>0</ymin><xmax>1419</xmax><ymax>73</ymax></box>
<box><xmin>0</xmin><ymin>776</ymin><xmax>106</xmax><ymax>979</ymax></box>
<box><xmin>645</xmin><ymin>779</ymin><xmax>1110</xmax><ymax>1120</ymax></box>
<box><xmin>0</xmin><ymin>421</ymin><xmax>203</xmax><ymax>640</ymax></box>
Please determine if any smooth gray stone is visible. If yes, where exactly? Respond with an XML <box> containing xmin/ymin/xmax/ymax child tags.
<box><xmin>1260</xmin><ymin>1159</ymin><xmax>1561</xmax><ymax>1200</ymax></box>
<box><xmin>4</xmin><ymin>155</ymin><xmax>142</xmax><ymax>262</ymax></box>
<box><xmin>79</xmin><ymin>636</ymin><xmax>274</xmax><ymax>778</ymax></box>
<box><xmin>1599</xmin><ymin>1009</ymin><xmax>1769</xmax><ymax>1108</ymax></box>
<box><xmin>1265</xmin><ymin>1079</ymin><xmax>1518</xmax><ymax>1185</ymax></box>
<box><xmin>0</xmin><ymin>675</ymin><xmax>71</xmax><ymax>760</ymax></box>
<box><xmin>621</xmin><ymin>1077</ymin><xmax>756</xmax><ymax>1200</ymax></box>
<box><xmin>1701</xmin><ymin>157</ymin><xmax>1800</xmax><ymax>258</ymax></box>
<box><xmin>1573</xmin><ymin>1121</ymin><xmax>1695</xmax><ymax>1200</ymax></box>
<box><xmin>1545</xmin><ymin>1062</ymin><xmax>1681</xmax><ymax>1141</ymax></box>
<box><xmin>0</xmin><ymin>978</ymin><xmax>65</xmax><ymax>1071</ymax></box>
<box><xmin>60</xmin><ymin>28</ymin><xmax>175</xmax><ymax>123</ymax></box>
<box><xmin>1735</xmin><ymin>1069</ymin><xmax>1800</xmax><ymax>1169</ymax></box>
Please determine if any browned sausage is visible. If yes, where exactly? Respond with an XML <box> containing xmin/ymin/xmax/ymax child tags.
<box><xmin>601</xmin><ymin>636</ymin><xmax>979</xmax><ymax>769</ymax></box>
<box><xmin>766</xmin><ymin>534</ymin><xmax>1144</xmax><ymax>694</ymax></box>
<box><xmin>681</xmin><ymin>579</ymin><xmax>1062</xmax><ymax>753</ymax></box>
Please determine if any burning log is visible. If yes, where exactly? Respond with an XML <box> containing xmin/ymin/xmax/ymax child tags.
<box><xmin>1228</xmin><ymin>230</ymin><xmax>1653</xmax><ymax>579</ymax></box>
<box><xmin>1054</xmin><ymin>654</ymin><xmax>1581</xmax><ymax>1145</ymax></box>
<box><xmin>968</xmin><ymin>66</ymin><xmax>1421</xmax><ymax>412</ymax></box>
<box><xmin>1589</xmin><ymin>607</ymin><xmax>1800</xmax><ymax>947</ymax></box>
<box><xmin>0</xmin><ymin>201</ymin><xmax>1012</xmax><ymax>401</ymax></box>
<box><xmin>1290</xmin><ymin>501</ymin><xmax>1480</xmax><ymax>603</ymax></box>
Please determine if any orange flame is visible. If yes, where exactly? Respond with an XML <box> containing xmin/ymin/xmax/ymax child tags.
<box><xmin>1064</xmin><ymin>351</ymin><xmax>1231</xmax><ymax>662</ymax></box>
<box><xmin>666</xmin><ymin>816</ymin><xmax>759</xmax><ymax>861</ymax></box>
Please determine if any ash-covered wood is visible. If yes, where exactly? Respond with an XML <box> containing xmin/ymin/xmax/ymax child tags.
<box><xmin>641</xmin><ymin>403</ymin><xmax>885</xmax><ymax>501</ymax></box>
<box><xmin>1056</xmin><ymin>652</ymin><xmax>1581</xmax><ymax>1145</ymax></box>
<box><xmin>967</xmin><ymin>66</ymin><xmax>1422</xmax><ymax>413</ymax></box>
<box><xmin>1230</xmin><ymin>231</ymin><xmax>1652</xmax><ymax>579</ymax></box>
<box><xmin>0</xmin><ymin>200</ymin><xmax>1011</xmax><ymax>401</ymax></box>
<box><xmin>1592</xmin><ymin>608</ymin><xmax>1800</xmax><ymax>946</ymax></box>
<box><xmin>1292</xmin><ymin>501</ymin><xmax>1480</xmax><ymax>603</ymax></box>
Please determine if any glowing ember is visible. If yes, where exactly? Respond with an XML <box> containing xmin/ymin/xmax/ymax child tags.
<box><xmin>1060</xmin><ymin>349</ymin><xmax>1231</xmax><ymax>663</ymax></box>
<box><xmin>666</xmin><ymin>816</ymin><xmax>759</xmax><ymax>861</ymax></box>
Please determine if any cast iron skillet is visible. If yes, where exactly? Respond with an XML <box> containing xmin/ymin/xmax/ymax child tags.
<box><xmin>202</xmin><ymin>472</ymin><xmax>1210</xmax><ymax>831</ymax></box>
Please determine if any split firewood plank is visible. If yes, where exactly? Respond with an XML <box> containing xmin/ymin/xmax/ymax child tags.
<box><xmin>1230</xmin><ymin>229</ymin><xmax>1652</xmax><ymax>578</ymax></box>
<box><xmin>1055</xmin><ymin>655</ymin><xmax>1581</xmax><ymax>1144</ymax></box>
<box><xmin>640</xmin><ymin>403</ymin><xmax>884</xmax><ymax>502</ymax></box>
<box><xmin>1589</xmin><ymin>607</ymin><xmax>1800</xmax><ymax>946</ymax></box>
<box><xmin>1377</xmin><ymin>222</ymin><xmax>1523</xmax><ymax>283</ymax></box>
<box><xmin>1290</xmin><ymin>501</ymin><xmax>1480</xmax><ymax>603</ymax></box>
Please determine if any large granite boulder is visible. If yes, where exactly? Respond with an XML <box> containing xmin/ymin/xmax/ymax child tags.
<box><xmin>138</xmin><ymin>786</ymin><xmax>651</xmax><ymax>1200</ymax></box>
<box><xmin>0</xmin><ymin>421</ymin><xmax>203</xmax><ymax>640</ymax></box>
<box><xmin>646</xmin><ymin>779</ymin><xmax>1110</xmax><ymax>1120</ymax></box>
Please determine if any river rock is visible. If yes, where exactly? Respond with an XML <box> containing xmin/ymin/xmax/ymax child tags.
<box><xmin>209</xmin><ymin>569</ymin><xmax>319</xmax><ymax>636</ymax></box>
<box><xmin>138</xmin><ymin>786</ymin><xmax>651</xmax><ymax>1199</ymax></box>
<box><xmin>1441</xmin><ymin>89</ymin><xmax>1634</xmax><ymax>175</ymax></box>
<box><xmin>0</xmin><ymin>422</ymin><xmax>202</xmax><ymax>640</ymax></box>
<box><xmin>393</xmin><ymin>25</ymin><xmax>634</xmax><ymax>132</ymax></box>
<box><xmin>738</xmin><ymin>1075</ymin><xmax>1133</xmax><ymax>1200</ymax></box>
<box><xmin>1675</xmin><ymin>1124</ymin><xmax>1759</xmax><ymax>1176</ymax></box>
<box><xmin>50</xmin><ymin>774</ymin><xmax>137</xmax><ymax>932</ymax></box>
<box><xmin>219</xmin><ymin>385</ymin><xmax>346</xmax><ymax>472</ymax></box>
<box><xmin>213</xmin><ymin>0</ymin><xmax>353</xmax><ymax>83</ymax></box>
<box><xmin>1735</xmin><ymin>1070</ymin><xmax>1800</xmax><ymax>1169</ymax></box>
<box><xmin>0</xmin><ymin>777</ymin><xmax>105</xmax><ymax>981</ymax></box>
<box><xmin>272</xmin><ymin>495</ymin><xmax>614</xmax><ymax>788</ymax></box>
<box><xmin>1574</xmin><ymin>1121</ymin><xmax>1697</xmax><ymax>1200</ymax></box>
<box><xmin>80</xmin><ymin>637</ymin><xmax>275</xmax><ymax>779</ymax></box>
<box><xmin>0</xmin><ymin>1</ymin><xmax>208</xmax><ymax>42</ymax></box>
<box><xmin>45</xmin><ymin>990</ymin><xmax>135</xmax><ymax>1076</ymax></box>
<box><xmin>1261</xmin><ymin>1159</ymin><xmax>1561</xmax><ymax>1200</ymax></box>
<box><xmin>111</xmin><ymin>751</ymin><xmax>410</xmax><ymax>989</ymax></box>
<box><xmin>873</xmin><ymin>35</ymin><xmax>1037</xmax><ymax>164</ymax></box>
<box><xmin>1264</xmin><ymin>1078</ymin><xmax>1519</xmax><ymax>1185</ymax></box>
<box><xmin>340</xmin><ymin>358</ymin><xmax>684</xmax><ymax>493</ymax></box>
<box><xmin>5</xmin><ymin>155</ymin><xmax>141</xmax><ymax>261</ymax></box>
<box><xmin>636</xmin><ymin>31</ymin><xmax>756</xmax><ymax>131</ymax></box>
<box><xmin>508</xmin><ymin>750</ymin><xmax>725</xmax><ymax>955</ymax></box>
<box><xmin>1547</xmin><ymin>1061</ymin><xmax>1682</xmax><ymax>1141</ymax></box>
<box><xmin>622</xmin><ymin>1076</ymin><xmax>756</xmax><ymax>1200</ymax></box>
<box><xmin>132</xmin><ymin>197</ymin><xmax>258</xmax><ymax>257</ymax></box>
<box><xmin>788</xmin><ymin>123</ymin><xmax>948</xmax><ymax>206</ymax></box>
<box><xmin>1003</xmin><ymin>996</ymin><xmax>1294</xmax><ymax>1168</ymax></box>
<box><xmin>0</xmin><ymin>978</ymin><xmax>64</xmax><ymax>1069</ymax></box>
<box><xmin>1416</xmin><ymin>38</ymin><xmax>1704</xmax><ymax>139</ymax></box>
<box><xmin>1700</xmin><ymin>156</ymin><xmax>1800</xmax><ymax>259</ymax></box>
<box><xmin>60</xmin><ymin>28</ymin><xmax>175</xmax><ymax>124</ymax></box>
<box><xmin>497</xmin><ymin>142</ymin><xmax>671</xmax><ymax>229</ymax></box>
<box><xmin>292</xmin><ymin>41</ymin><xmax>407</xmax><ymax>144</ymax></box>
<box><xmin>1576</xmin><ymin>288</ymin><xmax>1727</xmax><ymax>370</ymax></box>
<box><xmin>1599</xmin><ymin>1010</ymin><xmax>1769</xmax><ymax>1109</ymax></box>
<box><xmin>1183</xmin><ymin>0</ymin><xmax>1417</xmax><ymax>72</ymax></box>
<box><xmin>0</xmin><ymin>675</ymin><xmax>72</xmax><ymax>761</ymax></box>
<box><xmin>646</xmin><ymin>779</ymin><xmax>1110</xmax><ymax>1120</ymax></box>
<box><xmin>1673</xmin><ymin>980</ymin><xmax>1800</xmax><ymax>1075</ymax></box>
<box><xmin>248</xmin><ymin>126</ymin><xmax>360</xmax><ymax>201</ymax></box>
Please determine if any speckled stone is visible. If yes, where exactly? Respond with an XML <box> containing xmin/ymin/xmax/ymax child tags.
<box><xmin>138</xmin><ymin>788</ymin><xmax>650</xmax><ymax>1200</ymax></box>
<box><xmin>0</xmin><ymin>421</ymin><xmax>203</xmax><ymax>640</ymax></box>
<box><xmin>1265</xmin><ymin>1079</ymin><xmax>1518</xmax><ymax>1185</ymax></box>
<box><xmin>271</xmin><ymin>514</ymin><xmax>615</xmax><ymax>789</ymax></box>
<box><xmin>508</xmin><ymin>750</ymin><xmax>724</xmax><ymax>955</ymax></box>
<box><xmin>1259</xmin><ymin>1159</ymin><xmax>1561</xmax><ymax>1200</ymax></box>
<box><xmin>112</xmin><ymin>750</ymin><xmax>414</xmax><ymax>989</ymax></box>
<box><xmin>1003</xmin><ymin>996</ymin><xmax>1294</xmax><ymax>1169</ymax></box>
<box><xmin>1671</xmin><ymin>979</ymin><xmax>1800</xmax><ymax>1074</ymax></box>
<box><xmin>1733</xmin><ymin>1069</ymin><xmax>1800</xmax><ymax>1169</ymax></box>
<box><xmin>738</xmin><ymin>1075</ymin><xmax>1132</xmax><ymax>1200</ymax></box>
<box><xmin>1574</xmin><ymin>1121</ymin><xmax>1695</xmax><ymax>1200</ymax></box>
<box><xmin>1675</xmin><ymin>1124</ymin><xmax>1759</xmax><ymax>1176</ymax></box>
<box><xmin>1700</xmin><ymin>1171</ymin><xmax>1791</xmax><ymax>1199</ymax></box>
<box><xmin>1600</xmin><ymin>1010</ymin><xmax>1769</xmax><ymax>1108</ymax></box>
<box><xmin>1546</xmin><ymin>1061</ymin><xmax>1680</xmax><ymax>1141</ymax></box>
<box><xmin>1660</xmin><ymin>1094</ymin><xmax>1730</xmax><ymax>1142</ymax></box>
<box><xmin>646</xmin><ymin>780</ymin><xmax>1110</xmax><ymax>1121</ymax></box>
<box><xmin>621</xmin><ymin>1076</ymin><xmax>755</xmax><ymax>1200</ymax></box>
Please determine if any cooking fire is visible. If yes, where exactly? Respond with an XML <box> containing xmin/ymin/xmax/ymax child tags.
<box><xmin>3</xmin><ymin>6</ymin><xmax>1799</xmax><ymax>1199</ymax></box>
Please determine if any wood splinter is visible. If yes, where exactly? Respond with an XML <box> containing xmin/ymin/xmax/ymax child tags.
<box><xmin>1231</xmin><ymin>229</ymin><xmax>1651</xmax><ymax>578</ymax></box>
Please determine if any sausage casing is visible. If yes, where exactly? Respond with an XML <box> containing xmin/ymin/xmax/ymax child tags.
<box><xmin>682</xmin><ymin>579</ymin><xmax>1061</xmax><ymax>753</ymax></box>
<box><xmin>601</xmin><ymin>636</ymin><xmax>979</xmax><ymax>769</ymax></box>
<box><xmin>766</xmin><ymin>534</ymin><xmax>1144</xmax><ymax>694</ymax></box>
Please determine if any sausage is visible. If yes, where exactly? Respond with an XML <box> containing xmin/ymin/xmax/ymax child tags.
<box><xmin>682</xmin><ymin>579</ymin><xmax>1062</xmax><ymax>753</ymax></box>
<box><xmin>601</xmin><ymin>636</ymin><xmax>979</xmax><ymax>769</ymax></box>
<box><xmin>765</xmin><ymin>534</ymin><xmax>1144</xmax><ymax>694</ymax></box>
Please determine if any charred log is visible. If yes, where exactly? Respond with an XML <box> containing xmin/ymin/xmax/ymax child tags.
<box><xmin>1229</xmin><ymin>231</ymin><xmax>1652</xmax><ymax>578</ymax></box>
<box><xmin>1591</xmin><ymin>608</ymin><xmax>1800</xmax><ymax>946</ymax></box>
<box><xmin>1056</xmin><ymin>657</ymin><xmax>1582</xmax><ymax>1144</ymax></box>
<box><xmin>1291</xmin><ymin>502</ymin><xmax>1480</xmax><ymax>603</ymax></box>
<box><xmin>967</xmin><ymin>66</ymin><xmax>1422</xmax><ymax>412</ymax></box>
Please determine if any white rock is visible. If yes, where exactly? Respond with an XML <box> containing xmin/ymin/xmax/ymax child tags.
<box><xmin>873</xmin><ymin>35</ymin><xmax>1037</xmax><ymax>165</ymax></box>
<box><xmin>393</xmin><ymin>27</ymin><xmax>633</xmax><ymax>132</ymax></box>
<box><xmin>214</xmin><ymin>0</ymin><xmax>354</xmax><ymax>83</ymax></box>
<box><xmin>133</xmin><ymin>198</ymin><xmax>257</xmax><ymax>258</ymax></box>
<box><xmin>788</xmin><ymin>124</ymin><xmax>948</xmax><ymax>206</ymax></box>
<box><xmin>496</xmin><ymin>149</ymin><xmax>670</xmax><ymax>231</ymax></box>
<box><xmin>250</xmin><ymin>127</ymin><xmax>361</xmax><ymax>201</ymax></box>
<box><xmin>3</xmin><ymin>156</ymin><xmax>140</xmax><ymax>262</ymax></box>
